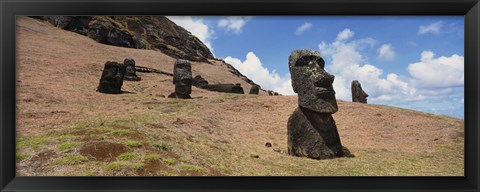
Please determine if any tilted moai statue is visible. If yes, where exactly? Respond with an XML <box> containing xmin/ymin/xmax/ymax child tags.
<box><xmin>351</xmin><ymin>80</ymin><xmax>368</xmax><ymax>103</ymax></box>
<box><xmin>287</xmin><ymin>50</ymin><xmax>351</xmax><ymax>160</ymax></box>
<box><xmin>249</xmin><ymin>85</ymin><xmax>260</xmax><ymax>94</ymax></box>
<box><xmin>123</xmin><ymin>58</ymin><xmax>141</xmax><ymax>81</ymax></box>
<box><xmin>192</xmin><ymin>75</ymin><xmax>209</xmax><ymax>87</ymax></box>
<box><xmin>168</xmin><ymin>59</ymin><xmax>193</xmax><ymax>99</ymax></box>
<box><xmin>97</xmin><ymin>61</ymin><xmax>126</xmax><ymax>94</ymax></box>
<box><xmin>232</xmin><ymin>83</ymin><xmax>245</xmax><ymax>94</ymax></box>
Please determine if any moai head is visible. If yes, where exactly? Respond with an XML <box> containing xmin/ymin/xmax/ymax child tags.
<box><xmin>173</xmin><ymin>59</ymin><xmax>192</xmax><ymax>97</ymax></box>
<box><xmin>351</xmin><ymin>80</ymin><xmax>368</xmax><ymax>103</ymax></box>
<box><xmin>98</xmin><ymin>61</ymin><xmax>126</xmax><ymax>94</ymax></box>
<box><xmin>232</xmin><ymin>83</ymin><xmax>245</xmax><ymax>94</ymax></box>
<box><xmin>192</xmin><ymin>75</ymin><xmax>208</xmax><ymax>87</ymax></box>
<box><xmin>249</xmin><ymin>85</ymin><xmax>260</xmax><ymax>94</ymax></box>
<box><xmin>289</xmin><ymin>50</ymin><xmax>338</xmax><ymax>113</ymax></box>
<box><xmin>123</xmin><ymin>58</ymin><xmax>140</xmax><ymax>81</ymax></box>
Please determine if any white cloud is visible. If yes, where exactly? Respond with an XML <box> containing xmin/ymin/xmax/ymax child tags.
<box><xmin>377</xmin><ymin>44</ymin><xmax>396</xmax><ymax>61</ymax></box>
<box><xmin>318</xmin><ymin>28</ymin><xmax>464</xmax><ymax>114</ymax></box>
<box><xmin>294</xmin><ymin>22</ymin><xmax>312</xmax><ymax>35</ymax></box>
<box><xmin>167</xmin><ymin>16</ymin><xmax>215</xmax><ymax>52</ymax></box>
<box><xmin>218</xmin><ymin>16</ymin><xmax>252</xmax><ymax>34</ymax></box>
<box><xmin>407</xmin><ymin>51</ymin><xmax>464</xmax><ymax>88</ymax></box>
<box><xmin>224</xmin><ymin>52</ymin><xmax>294</xmax><ymax>95</ymax></box>
<box><xmin>336</xmin><ymin>28</ymin><xmax>354</xmax><ymax>41</ymax></box>
<box><xmin>418</xmin><ymin>21</ymin><xmax>443</xmax><ymax>35</ymax></box>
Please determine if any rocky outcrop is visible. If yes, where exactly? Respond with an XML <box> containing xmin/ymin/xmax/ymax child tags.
<box><xmin>34</xmin><ymin>16</ymin><xmax>214</xmax><ymax>63</ymax></box>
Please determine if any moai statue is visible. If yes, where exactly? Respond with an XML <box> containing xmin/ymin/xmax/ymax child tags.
<box><xmin>192</xmin><ymin>75</ymin><xmax>208</xmax><ymax>87</ymax></box>
<box><xmin>351</xmin><ymin>80</ymin><xmax>368</xmax><ymax>103</ymax></box>
<box><xmin>97</xmin><ymin>61</ymin><xmax>126</xmax><ymax>94</ymax></box>
<box><xmin>168</xmin><ymin>59</ymin><xmax>192</xmax><ymax>99</ymax></box>
<box><xmin>249</xmin><ymin>85</ymin><xmax>260</xmax><ymax>94</ymax></box>
<box><xmin>287</xmin><ymin>50</ymin><xmax>351</xmax><ymax>160</ymax></box>
<box><xmin>123</xmin><ymin>58</ymin><xmax>141</xmax><ymax>81</ymax></box>
<box><xmin>232</xmin><ymin>83</ymin><xmax>245</xmax><ymax>94</ymax></box>
<box><xmin>268</xmin><ymin>90</ymin><xmax>274</xmax><ymax>96</ymax></box>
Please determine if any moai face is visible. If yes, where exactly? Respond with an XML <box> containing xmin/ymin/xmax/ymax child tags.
<box><xmin>98</xmin><ymin>61</ymin><xmax>126</xmax><ymax>94</ymax></box>
<box><xmin>124</xmin><ymin>58</ymin><xmax>136</xmax><ymax>76</ymax></box>
<box><xmin>351</xmin><ymin>80</ymin><xmax>368</xmax><ymax>103</ymax></box>
<box><xmin>289</xmin><ymin>50</ymin><xmax>338</xmax><ymax>113</ymax></box>
<box><xmin>249</xmin><ymin>85</ymin><xmax>260</xmax><ymax>94</ymax></box>
<box><xmin>173</xmin><ymin>59</ymin><xmax>192</xmax><ymax>96</ymax></box>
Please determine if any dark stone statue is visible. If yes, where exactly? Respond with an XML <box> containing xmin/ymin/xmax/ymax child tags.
<box><xmin>249</xmin><ymin>85</ymin><xmax>260</xmax><ymax>94</ymax></box>
<box><xmin>97</xmin><ymin>61</ymin><xmax>126</xmax><ymax>94</ymax></box>
<box><xmin>192</xmin><ymin>75</ymin><xmax>209</xmax><ymax>87</ymax></box>
<box><xmin>123</xmin><ymin>58</ymin><xmax>141</xmax><ymax>81</ymax></box>
<box><xmin>267</xmin><ymin>90</ymin><xmax>274</xmax><ymax>96</ymax></box>
<box><xmin>351</xmin><ymin>80</ymin><xmax>368</xmax><ymax>103</ymax></box>
<box><xmin>200</xmin><ymin>83</ymin><xmax>244</xmax><ymax>94</ymax></box>
<box><xmin>287</xmin><ymin>49</ymin><xmax>351</xmax><ymax>160</ymax></box>
<box><xmin>168</xmin><ymin>59</ymin><xmax>192</xmax><ymax>99</ymax></box>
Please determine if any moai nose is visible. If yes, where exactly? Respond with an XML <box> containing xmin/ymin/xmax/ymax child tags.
<box><xmin>314</xmin><ymin>72</ymin><xmax>335</xmax><ymax>88</ymax></box>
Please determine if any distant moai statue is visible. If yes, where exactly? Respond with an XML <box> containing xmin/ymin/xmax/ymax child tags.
<box><xmin>97</xmin><ymin>61</ymin><xmax>126</xmax><ymax>94</ymax></box>
<box><xmin>249</xmin><ymin>85</ymin><xmax>260</xmax><ymax>94</ymax></box>
<box><xmin>192</xmin><ymin>75</ymin><xmax>208</xmax><ymax>87</ymax></box>
<box><xmin>287</xmin><ymin>50</ymin><xmax>351</xmax><ymax>160</ymax></box>
<box><xmin>351</xmin><ymin>80</ymin><xmax>368</xmax><ymax>103</ymax></box>
<box><xmin>123</xmin><ymin>58</ymin><xmax>141</xmax><ymax>81</ymax></box>
<box><xmin>232</xmin><ymin>83</ymin><xmax>245</xmax><ymax>94</ymax></box>
<box><xmin>268</xmin><ymin>90</ymin><xmax>274</xmax><ymax>96</ymax></box>
<box><xmin>168</xmin><ymin>59</ymin><xmax>192</xmax><ymax>99</ymax></box>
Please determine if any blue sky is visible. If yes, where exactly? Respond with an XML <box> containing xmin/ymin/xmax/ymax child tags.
<box><xmin>167</xmin><ymin>16</ymin><xmax>464</xmax><ymax>119</ymax></box>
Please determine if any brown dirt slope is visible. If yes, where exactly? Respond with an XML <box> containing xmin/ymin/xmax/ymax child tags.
<box><xmin>16</xmin><ymin>16</ymin><xmax>464</xmax><ymax>176</ymax></box>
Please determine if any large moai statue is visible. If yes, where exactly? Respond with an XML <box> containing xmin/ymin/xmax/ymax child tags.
<box><xmin>97</xmin><ymin>61</ymin><xmax>126</xmax><ymax>94</ymax></box>
<box><xmin>287</xmin><ymin>50</ymin><xmax>351</xmax><ymax>160</ymax></box>
<box><xmin>351</xmin><ymin>80</ymin><xmax>368</xmax><ymax>103</ymax></box>
<box><xmin>249</xmin><ymin>85</ymin><xmax>260</xmax><ymax>94</ymax></box>
<box><xmin>168</xmin><ymin>59</ymin><xmax>193</xmax><ymax>99</ymax></box>
<box><xmin>123</xmin><ymin>58</ymin><xmax>141</xmax><ymax>81</ymax></box>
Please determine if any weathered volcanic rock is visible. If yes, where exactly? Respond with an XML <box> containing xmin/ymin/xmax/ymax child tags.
<box><xmin>249</xmin><ymin>85</ymin><xmax>260</xmax><ymax>94</ymax></box>
<box><xmin>35</xmin><ymin>16</ymin><xmax>214</xmax><ymax>62</ymax></box>
<box><xmin>287</xmin><ymin>106</ymin><xmax>345</xmax><ymax>159</ymax></box>
<box><xmin>192</xmin><ymin>75</ymin><xmax>208</xmax><ymax>87</ymax></box>
<box><xmin>201</xmin><ymin>83</ymin><xmax>244</xmax><ymax>94</ymax></box>
<box><xmin>123</xmin><ymin>58</ymin><xmax>141</xmax><ymax>81</ymax></box>
<box><xmin>97</xmin><ymin>61</ymin><xmax>126</xmax><ymax>94</ymax></box>
<box><xmin>351</xmin><ymin>80</ymin><xmax>368</xmax><ymax>103</ymax></box>
<box><xmin>168</xmin><ymin>59</ymin><xmax>192</xmax><ymax>99</ymax></box>
<box><xmin>287</xmin><ymin>49</ymin><xmax>351</xmax><ymax>160</ymax></box>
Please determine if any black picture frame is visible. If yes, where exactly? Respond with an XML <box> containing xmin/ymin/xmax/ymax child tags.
<box><xmin>1</xmin><ymin>0</ymin><xmax>479</xmax><ymax>191</ymax></box>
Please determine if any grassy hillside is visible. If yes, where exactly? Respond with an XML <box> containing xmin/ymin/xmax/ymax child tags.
<box><xmin>15</xmin><ymin>16</ymin><xmax>464</xmax><ymax>176</ymax></box>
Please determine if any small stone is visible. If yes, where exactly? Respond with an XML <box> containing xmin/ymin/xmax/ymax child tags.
<box><xmin>265</xmin><ymin>142</ymin><xmax>272</xmax><ymax>147</ymax></box>
<box><xmin>273</xmin><ymin>148</ymin><xmax>281</xmax><ymax>153</ymax></box>
<box><xmin>250</xmin><ymin>154</ymin><xmax>259</xmax><ymax>158</ymax></box>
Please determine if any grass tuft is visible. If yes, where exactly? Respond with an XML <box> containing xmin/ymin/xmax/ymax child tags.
<box><xmin>53</xmin><ymin>154</ymin><xmax>88</xmax><ymax>165</ymax></box>
<box><xmin>143</xmin><ymin>154</ymin><xmax>160</xmax><ymax>161</ymax></box>
<box><xmin>118</xmin><ymin>152</ymin><xmax>136</xmax><ymax>161</ymax></box>
<box><xmin>57</xmin><ymin>142</ymin><xmax>80</xmax><ymax>150</ymax></box>
<box><xmin>123</xmin><ymin>140</ymin><xmax>142</xmax><ymax>148</ymax></box>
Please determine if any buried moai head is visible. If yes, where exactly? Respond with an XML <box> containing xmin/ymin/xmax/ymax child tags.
<box><xmin>170</xmin><ymin>59</ymin><xmax>192</xmax><ymax>98</ymax></box>
<box><xmin>351</xmin><ymin>80</ymin><xmax>368</xmax><ymax>103</ymax></box>
<box><xmin>289</xmin><ymin>50</ymin><xmax>338</xmax><ymax>113</ymax></box>
<box><xmin>97</xmin><ymin>61</ymin><xmax>126</xmax><ymax>94</ymax></box>
<box><xmin>123</xmin><ymin>58</ymin><xmax>141</xmax><ymax>81</ymax></box>
<box><xmin>249</xmin><ymin>85</ymin><xmax>260</xmax><ymax>94</ymax></box>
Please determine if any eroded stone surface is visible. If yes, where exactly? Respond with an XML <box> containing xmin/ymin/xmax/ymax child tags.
<box><xmin>351</xmin><ymin>80</ymin><xmax>368</xmax><ymax>103</ymax></box>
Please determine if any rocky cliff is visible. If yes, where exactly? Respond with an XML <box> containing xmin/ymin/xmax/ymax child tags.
<box><xmin>33</xmin><ymin>16</ymin><xmax>214</xmax><ymax>63</ymax></box>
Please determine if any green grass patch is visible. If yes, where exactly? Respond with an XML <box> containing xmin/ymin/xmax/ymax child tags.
<box><xmin>180</xmin><ymin>164</ymin><xmax>205</xmax><ymax>172</ymax></box>
<box><xmin>58</xmin><ymin>134</ymin><xmax>77</xmax><ymax>142</ymax></box>
<box><xmin>144</xmin><ymin>154</ymin><xmax>160</xmax><ymax>161</ymax></box>
<box><xmin>112</xmin><ymin>129</ymin><xmax>130</xmax><ymax>135</ymax></box>
<box><xmin>153</xmin><ymin>143</ymin><xmax>168</xmax><ymax>151</ymax></box>
<box><xmin>118</xmin><ymin>152</ymin><xmax>136</xmax><ymax>161</ymax></box>
<box><xmin>123</xmin><ymin>140</ymin><xmax>142</xmax><ymax>148</ymax></box>
<box><xmin>164</xmin><ymin>158</ymin><xmax>177</xmax><ymax>166</ymax></box>
<box><xmin>16</xmin><ymin>153</ymin><xmax>28</xmax><ymax>161</ymax></box>
<box><xmin>53</xmin><ymin>154</ymin><xmax>88</xmax><ymax>165</ymax></box>
<box><xmin>57</xmin><ymin>142</ymin><xmax>80</xmax><ymax>150</ymax></box>
<box><xmin>17</xmin><ymin>136</ymin><xmax>49</xmax><ymax>149</ymax></box>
